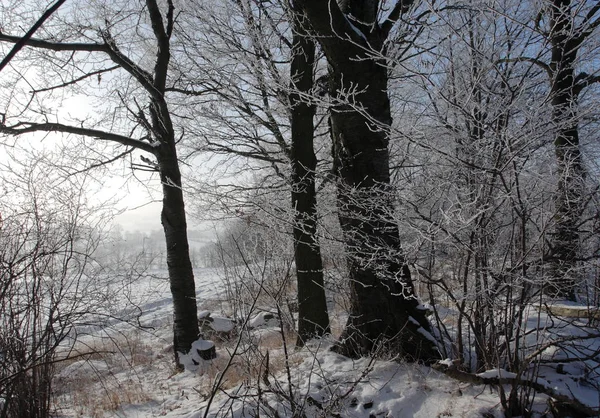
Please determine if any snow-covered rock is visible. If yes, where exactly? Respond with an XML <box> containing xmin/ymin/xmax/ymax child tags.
<box><xmin>178</xmin><ymin>338</ymin><xmax>216</xmax><ymax>371</ymax></box>
<box><xmin>248</xmin><ymin>311</ymin><xmax>279</xmax><ymax>329</ymax></box>
<box><xmin>198</xmin><ymin>311</ymin><xmax>236</xmax><ymax>340</ymax></box>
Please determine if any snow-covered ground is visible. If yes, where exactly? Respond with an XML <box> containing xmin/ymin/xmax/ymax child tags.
<box><xmin>51</xmin><ymin>267</ymin><xmax>600</xmax><ymax>417</ymax></box>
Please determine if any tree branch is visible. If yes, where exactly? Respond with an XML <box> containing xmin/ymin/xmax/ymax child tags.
<box><xmin>496</xmin><ymin>56</ymin><xmax>552</xmax><ymax>80</ymax></box>
<box><xmin>66</xmin><ymin>148</ymin><xmax>136</xmax><ymax>176</ymax></box>
<box><xmin>295</xmin><ymin>0</ymin><xmax>366</xmax><ymax>67</ymax></box>
<box><xmin>31</xmin><ymin>65</ymin><xmax>119</xmax><ymax>94</ymax></box>
<box><xmin>146</xmin><ymin>0</ymin><xmax>171</xmax><ymax>91</ymax></box>
<box><xmin>0</xmin><ymin>25</ymin><xmax>169</xmax><ymax>103</ymax></box>
<box><xmin>0</xmin><ymin>29</ymin><xmax>163</xmax><ymax>102</ymax></box>
<box><xmin>574</xmin><ymin>72</ymin><xmax>600</xmax><ymax>95</ymax></box>
<box><xmin>98</xmin><ymin>30</ymin><xmax>160</xmax><ymax>100</ymax></box>
<box><xmin>380</xmin><ymin>0</ymin><xmax>417</xmax><ymax>36</ymax></box>
<box><xmin>165</xmin><ymin>86</ymin><xmax>218</xmax><ymax>96</ymax></box>
<box><xmin>0</xmin><ymin>0</ymin><xmax>66</xmax><ymax>72</ymax></box>
<box><xmin>580</xmin><ymin>2</ymin><xmax>600</xmax><ymax>32</ymax></box>
<box><xmin>0</xmin><ymin>32</ymin><xmax>107</xmax><ymax>53</ymax></box>
<box><xmin>0</xmin><ymin>122</ymin><xmax>156</xmax><ymax>153</ymax></box>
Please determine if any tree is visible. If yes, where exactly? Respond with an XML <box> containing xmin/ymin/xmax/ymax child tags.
<box><xmin>290</xmin><ymin>4</ymin><xmax>330</xmax><ymax>345</ymax></box>
<box><xmin>0</xmin><ymin>157</ymin><xmax>109</xmax><ymax>417</ymax></box>
<box><xmin>392</xmin><ymin>0</ymin><xmax>558</xmax><ymax>376</ymax></box>
<box><xmin>498</xmin><ymin>0</ymin><xmax>600</xmax><ymax>300</ymax></box>
<box><xmin>177</xmin><ymin>0</ymin><xmax>330</xmax><ymax>344</ymax></box>
<box><xmin>544</xmin><ymin>0</ymin><xmax>600</xmax><ymax>300</ymax></box>
<box><xmin>0</xmin><ymin>0</ymin><xmax>204</xmax><ymax>367</ymax></box>
<box><xmin>294</xmin><ymin>0</ymin><xmax>439</xmax><ymax>361</ymax></box>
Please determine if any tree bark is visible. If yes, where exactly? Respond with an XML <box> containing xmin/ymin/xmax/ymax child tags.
<box><xmin>146</xmin><ymin>0</ymin><xmax>202</xmax><ymax>367</ymax></box>
<box><xmin>295</xmin><ymin>0</ymin><xmax>439</xmax><ymax>363</ymax></box>
<box><xmin>156</xmin><ymin>140</ymin><xmax>201</xmax><ymax>364</ymax></box>
<box><xmin>547</xmin><ymin>0</ymin><xmax>585</xmax><ymax>301</ymax></box>
<box><xmin>290</xmin><ymin>16</ymin><xmax>330</xmax><ymax>345</ymax></box>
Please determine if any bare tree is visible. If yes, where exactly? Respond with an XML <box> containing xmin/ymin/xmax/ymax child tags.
<box><xmin>388</xmin><ymin>0</ymin><xmax>600</xmax><ymax>413</ymax></box>
<box><xmin>544</xmin><ymin>0</ymin><xmax>600</xmax><ymax>299</ymax></box>
<box><xmin>293</xmin><ymin>0</ymin><xmax>440</xmax><ymax>361</ymax></box>
<box><xmin>290</xmin><ymin>3</ymin><xmax>330</xmax><ymax>344</ymax></box>
<box><xmin>177</xmin><ymin>0</ymin><xmax>331</xmax><ymax>344</ymax></box>
<box><xmin>0</xmin><ymin>158</ymin><xmax>108</xmax><ymax>417</ymax></box>
<box><xmin>0</xmin><ymin>0</ymin><xmax>206</xmax><ymax>367</ymax></box>
<box><xmin>500</xmin><ymin>0</ymin><xmax>600</xmax><ymax>300</ymax></box>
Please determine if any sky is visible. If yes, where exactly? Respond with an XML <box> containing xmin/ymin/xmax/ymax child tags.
<box><xmin>112</xmin><ymin>186</ymin><xmax>163</xmax><ymax>232</ymax></box>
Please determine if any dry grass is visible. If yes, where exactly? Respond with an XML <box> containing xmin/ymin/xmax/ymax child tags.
<box><xmin>62</xmin><ymin>376</ymin><xmax>151</xmax><ymax>418</ymax></box>
<box><xmin>53</xmin><ymin>330</ymin><xmax>157</xmax><ymax>417</ymax></box>
<box><xmin>193</xmin><ymin>326</ymin><xmax>302</xmax><ymax>398</ymax></box>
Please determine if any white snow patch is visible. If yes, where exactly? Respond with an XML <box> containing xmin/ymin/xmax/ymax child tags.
<box><xmin>58</xmin><ymin>359</ymin><xmax>110</xmax><ymax>379</ymax></box>
<box><xmin>248</xmin><ymin>311</ymin><xmax>278</xmax><ymax>328</ymax></box>
<box><xmin>477</xmin><ymin>368</ymin><xmax>518</xmax><ymax>380</ymax></box>
<box><xmin>210</xmin><ymin>316</ymin><xmax>235</xmax><ymax>333</ymax></box>
<box><xmin>439</xmin><ymin>358</ymin><xmax>455</xmax><ymax>367</ymax></box>
<box><xmin>178</xmin><ymin>338</ymin><xmax>215</xmax><ymax>372</ymax></box>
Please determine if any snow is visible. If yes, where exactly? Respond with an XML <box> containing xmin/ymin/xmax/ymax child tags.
<box><xmin>248</xmin><ymin>311</ymin><xmax>278</xmax><ymax>328</ymax></box>
<box><xmin>178</xmin><ymin>339</ymin><xmax>215</xmax><ymax>372</ymax></box>
<box><xmin>199</xmin><ymin>311</ymin><xmax>235</xmax><ymax>333</ymax></box>
<box><xmin>48</xmin><ymin>266</ymin><xmax>600</xmax><ymax>417</ymax></box>
<box><xmin>345</xmin><ymin>17</ymin><xmax>368</xmax><ymax>42</ymax></box>
<box><xmin>209</xmin><ymin>316</ymin><xmax>235</xmax><ymax>333</ymax></box>
<box><xmin>58</xmin><ymin>359</ymin><xmax>110</xmax><ymax>379</ymax></box>
<box><xmin>439</xmin><ymin>358</ymin><xmax>455</xmax><ymax>367</ymax></box>
<box><xmin>477</xmin><ymin>368</ymin><xmax>518</xmax><ymax>380</ymax></box>
<box><xmin>192</xmin><ymin>339</ymin><xmax>215</xmax><ymax>352</ymax></box>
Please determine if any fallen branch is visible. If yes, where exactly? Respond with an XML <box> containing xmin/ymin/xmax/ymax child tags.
<box><xmin>432</xmin><ymin>360</ymin><xmax>598</xmax><ymax>417</ymax></box>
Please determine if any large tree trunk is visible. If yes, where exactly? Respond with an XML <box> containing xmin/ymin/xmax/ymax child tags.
<box><xmin>547</xmin><ymin>0</ymin><xmax>585</xmax><ymax>301</ymax></box>
<box><xmin>329</xmin><ymin>57</ymin><xmax>438</xmax><ymax>362</ymax></box>
<box><xmin>290</xmin><ymin>18</ymin><xmax>330</xmax><ymax>345</ymax></box>
<box><xmin>296</xmin><ymin>0</ymin><xmax>439</xmax><ymax>363</ymax></box>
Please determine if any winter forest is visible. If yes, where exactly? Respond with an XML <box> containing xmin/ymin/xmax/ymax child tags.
<box><xmin>1</xmin><ymin>0</ymin><xmax>600</xmax><ymax>416</ymax></box>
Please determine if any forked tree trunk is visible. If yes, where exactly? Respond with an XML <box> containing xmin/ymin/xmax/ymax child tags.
<box><xmin>296</xmin><ymin>0</ymin><xmax>439</xmax><ymax>363</ymax></box>
<box><xmin>290</xmin><ymin>18</ymin><xmax>330</xmax><ymax>345</ymax></box>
